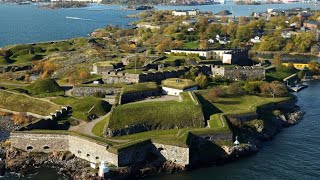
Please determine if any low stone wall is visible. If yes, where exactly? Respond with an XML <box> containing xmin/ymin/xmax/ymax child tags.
<box><xmin>73</xmin><ymin>86</ymin><xmax>122</xmax><ymax>97</ymax></box>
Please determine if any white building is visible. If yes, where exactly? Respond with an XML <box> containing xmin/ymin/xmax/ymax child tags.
<box><xmin>250</xmin><ymin>36</ymin><xmax>261</xmax><ymax>43</ymax></box>
<box><xmin>162</xmin><ymin>86</ymin><xmax>198</xmax><ymax>96</ymax></box>
<box><xmin>172</xmin><ymin>10</ymin><xmax>198</xmax><ymax>16</ymax></box>
<box><xmin>166</xmin><ymin>49</ymin><xmax>249</xmax><ymax>65</ymax></box>
<box><xmin>281</xmin><ymin>32</ymin><xmax>292</xmax><ymax>38</ymax></box>
<box><xmin>161</xmin><ymin>78</ymin><xmax>198</xmax><ymax>96</ymax></box>
<box><xmin>136</xmin><ymin>23</ymin><xmax>161</xmax><ymax>30</ymax></box>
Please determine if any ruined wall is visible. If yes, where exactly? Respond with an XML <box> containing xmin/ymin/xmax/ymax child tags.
<box><xmin>73</xmin><ymin>86</ymin><xmax>122</xmax><ymax>97</ymax></box>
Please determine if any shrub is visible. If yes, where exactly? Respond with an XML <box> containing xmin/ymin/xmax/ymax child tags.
<box><xmin>11</xmin><ymin>114</ymin><xmax>32</xmax><ymax>125</ymax></box>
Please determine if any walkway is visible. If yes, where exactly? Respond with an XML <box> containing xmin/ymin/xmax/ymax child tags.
<box><xmin>69</xmin><ymin>112</ymin><xmax>128</xmax><ymax>143</ymax></box>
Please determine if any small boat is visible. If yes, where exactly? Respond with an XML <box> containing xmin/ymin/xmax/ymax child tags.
<box><xmin>289</xmin><ymin>83</ymin><xmax>308</xmax><ymax>92</ymax></box>
<box><xmin>66</xmin><ymin>16</ymin><xmax>91</xmax><ymax>21</ymax></box>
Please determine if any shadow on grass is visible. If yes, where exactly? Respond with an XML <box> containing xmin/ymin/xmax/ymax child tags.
<box><xmin>196</xmin><ymin>94</ymin><xmax>222</xmax><ymax>120</ymax></box>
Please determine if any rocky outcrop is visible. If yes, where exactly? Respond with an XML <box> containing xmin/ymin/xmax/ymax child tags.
<box><xmin>0</xmin><ymin>65</ymin><xmax>32</xmax><ymax>73</ymax></box>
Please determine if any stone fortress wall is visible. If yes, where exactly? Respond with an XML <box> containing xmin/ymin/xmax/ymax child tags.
<box><xmin>73</xmin><ymin>86</ymin><xmax>122</xmax><ymax>97</ymax></box>
<box><xmin>10</xmin><ymin>132</ymin><xmax>191</xmax><ymax>167</ymax></box>
<box><xmin>102</xmin><ymin>65</ymin><xmax>212</xmax><ymax>84</ymax></box>
<box><xmin>211</xmin><ymin>65</ymin><xmax>265</xmax><ymax>80</ymax></box>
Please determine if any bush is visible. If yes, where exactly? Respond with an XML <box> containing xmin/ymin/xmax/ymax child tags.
<box><xmin>11</xmin><ymin>114</ymin><xmax>32</xmax><ymax>125</ymax></box>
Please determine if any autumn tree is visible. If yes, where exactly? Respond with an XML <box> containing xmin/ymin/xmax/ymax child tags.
<box><xmin>195</xmin><ymin>73</ymin><xmax>208</xmax><ymax>89</ymax></box>
<box><xmin>272</xmin><ymin>53</ymin><xmax>283</xmax><ymax>71</ymax></box>
<box><xmin>260</xmin><ymin>81</ymin><xmax>287</xmax><ymax>98</ymax></box>
<box><xmin>207</xmin><ymin>87</ymin><xmax>224</xmax><ymax>102</ymax></box>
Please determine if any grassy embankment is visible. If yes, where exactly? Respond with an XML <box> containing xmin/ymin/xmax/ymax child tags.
<box><xmin>109</xmin><ymin>92</ymin><xmax>204</xmax><ymax>131</ymax></box>
<box><xmin>0</xmin><ymin>90</ymin><xmax>60</xmax><ymax>116</ymax></box>
<box><xmin>51</xmin><ymin>97</ymin><xmax>111</xmax><ymax>121</ymax></box>
<box><xmin>122</xmin><ymin>82</ymin><xmax>160</xmax><ymax>94</ymax></box>
<box><xmin>23</xmin><ymin>79</ymin><xmax>64</xmax><ymax>97</ymax></box>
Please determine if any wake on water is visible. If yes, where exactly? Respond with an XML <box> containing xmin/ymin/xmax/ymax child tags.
<box><xmin>66</xmin><ymin>16</ymin><xmax>92</xmax><ymax>21</ymax></box>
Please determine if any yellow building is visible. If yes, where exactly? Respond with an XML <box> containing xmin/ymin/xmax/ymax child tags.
<box><xmin>282</xmin><ymin>62</ymin><xmax>309</xmax><ymax>70</ymax></box>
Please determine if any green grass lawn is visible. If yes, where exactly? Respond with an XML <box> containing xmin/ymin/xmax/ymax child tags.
<box><xmin>92</xmin><ymin>115</ymin><xmax>110</xmax><ymax>137</ymax></box>
<box><xmin>51</xmin><ymin>97</ymin><xmax>111</xmax><ymax>121</ymax></box>
<box><xmin>211</xmin><ymin>95</ymin><xmax>291</xmax><ymax>114</ymax></box>
<box><xmin>265</xmin><ymin>68</ymin><xmax>298</xmax><ymax>82</ymax></box>
<box><xmin>109</xmin><ymin>92</ymin><xmax>204</xmax><ymax>131</ymax></box>
<box><xmin>0</xmin><ymin>90</ymin><xmax>60</xmax><ymax>116</ymax></box>
<box><xmin>183</xmin><ymin>41</ymin><xmax>199</xmax><ymax>49</ymax></box>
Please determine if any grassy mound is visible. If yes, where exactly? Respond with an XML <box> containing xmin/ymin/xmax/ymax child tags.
<box><xmin>24</xmin><ymin>79</ymin><xmax>64</xmax><ymax>97</ymax></box>
<box><xmin>51</xmin><ymin>97</ymin><xmax>111</xmax><ymax>121</ymax></box>
<box><xmin>0</xmin><ymin>90</ymin><xmax>60</xmax><ymax>116</ymax></box>
<box><xmin>108</xmin><ymin>92</ymin><xmax>204</xmax><ymax>131</ymax></box>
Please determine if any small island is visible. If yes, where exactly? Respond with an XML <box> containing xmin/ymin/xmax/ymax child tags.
<box><xmin>0</xmin><ymin>6</ymin><xmax>319</xmax><ymax>179</ymax></box>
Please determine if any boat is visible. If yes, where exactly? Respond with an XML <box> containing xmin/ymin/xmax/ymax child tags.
<box><xmin>289</xmin><ymin>83</ymin><xmax>308</xmax><ymax>92</ymax></box>
<box><xmin>66</xmin><ymin>16</ymin><xmax>91</xmax><ymax>21</ymax></box>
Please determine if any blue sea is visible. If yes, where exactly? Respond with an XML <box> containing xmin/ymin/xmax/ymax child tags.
<box><xmin>0</xmin><ymin>2</ymin><xmax>318</xmax><ymax>47</ymax></box>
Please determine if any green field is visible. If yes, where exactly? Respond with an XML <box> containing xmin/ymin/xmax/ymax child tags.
<box><xmin>0</xmin><ymin>90</ymin><xmax>60</xmax><ymax>116</ymax></box>
<box><xmin>109</xmin><ymin>92</ymin><xmax>204</xmax><ymax>131</ymax></box>
<box><xmin>51</xmin><ymin>97</ymin><xmax>111</xmax><ymax>121</ymax></box>
<box><xmin>183</xmin><ymin>41</ymin><xmax>199</xmax><ymax>49</ymax></box>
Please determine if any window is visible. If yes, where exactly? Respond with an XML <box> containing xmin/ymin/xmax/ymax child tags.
<box><xmin>27</xmin><ymin>146</ymin><xmax>33</xmax><ymax>150</ymax></box>
<box><xmin>43</xmin><ymin>145</ymin><xmax>50</xmax><ymax>150</ymax></box>
<box><xmin>96</xmin><ymin>156</ymin><xmax>99</xmax><ymax>160</ymax></box>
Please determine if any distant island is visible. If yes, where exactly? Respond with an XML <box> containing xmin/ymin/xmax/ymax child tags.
<box><xmin>40</xmin><ymin>2</ymin><xmax>88</xmax><ymax>9</ymax></box>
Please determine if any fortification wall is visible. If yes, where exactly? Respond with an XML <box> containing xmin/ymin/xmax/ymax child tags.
<box><xmin>212</xmin><ymin>66</ymin><xmax>265</xmax><ymax>80</ymax></box>
<box><xmin>102</xmin><ymin>65</ymin><xmax>211</xmax><ymax>84</ymax></box>
<box><xmin>120</xmin><ymin>89</ymin><xmax>161</xmax><ymax>104</ymax></box>
<box><xmin>153</xmin><ymin>143</ymin><xmax>190</xmax><ymax>166</ymax></box>
<box><xmin>73</xmin><ymin>86</ymin><xmax>122</xmax><ymax>97</ymax></box>
<box><xmin>198</xmin><ymin>133</ymin><xmax>233</xmax><ymax>143</ymax></box>
<box><xmin>10</xmin><ymin>133</ymin><xmax>69</xmax><ymax>153</ymax></box>
<box><xmin>68</xmin><ymin>135</ymin><xmax>118</xmax><ymax>165</ymax></box>
<box><xmin>10</xmin><ymin>132</ymin><xmax>191</xmax><ymax>167</ymax></box>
